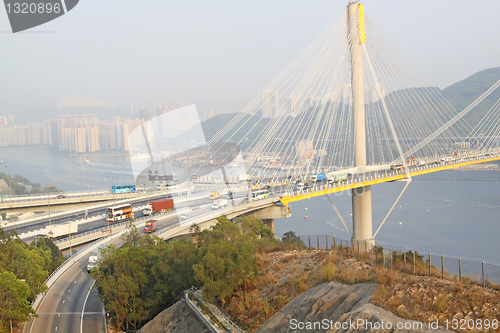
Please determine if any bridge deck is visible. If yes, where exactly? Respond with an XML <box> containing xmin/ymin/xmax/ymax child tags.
<box><xmin>280</xmin><ymin>155</ymin><xmax>500</xmax><ymax>205</ymax></box>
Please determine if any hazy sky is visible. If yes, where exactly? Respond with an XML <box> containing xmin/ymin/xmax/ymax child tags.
<box><xmin>1</xmin><ymin>0</ymin><xmax>499</xmax><ymax>116</ymax></box>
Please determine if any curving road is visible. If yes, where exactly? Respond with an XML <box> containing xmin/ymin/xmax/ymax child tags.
<box><xmin>26</xmin><ymin>237</ymin><xmax>124</xmax><ymax>333</ymax></box>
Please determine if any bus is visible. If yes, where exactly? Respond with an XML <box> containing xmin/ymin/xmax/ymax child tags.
<box><xmin>111</xmin><ymin>185</ymin><xmax>136</xmax><ymax>194</ymax></box>
<box><xmin>106</xmin><ymin>204</ymin><xmax>134</xmax><ymax>222</ymax></box>
<box><xmin>251</xmin><ymin>190</ymin><xmax>269</xmax><ymax>201</ymax></box>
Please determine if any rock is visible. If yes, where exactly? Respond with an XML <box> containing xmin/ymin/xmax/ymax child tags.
<box><xmin>255</xmin><ymin>282</ymin><xmax>451</xmax><ymax>332</ymax></box>
<box><xmin>138</xmin><ymin>299</ymin><xmax>212</xmax><ymax>333</ymax></box>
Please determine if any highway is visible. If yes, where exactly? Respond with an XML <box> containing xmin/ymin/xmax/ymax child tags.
<box><xmin>26</xmin><ymin>236</ymin><xmax>123</xmax><ymax>333</ymax></box>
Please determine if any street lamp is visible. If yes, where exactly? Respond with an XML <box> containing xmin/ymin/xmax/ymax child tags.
<box><xmin>47</xmin><ymin>192</ymin><xmax>51</xmax><ymax>227</ymax></box>
<box><xmin>77</xmin><ymin>163</ymin><xmax>83</xmax><ymax>198</ymax></box>
<box><xmin>106</xmin><ymin>176</ymin><xmax>118</xmax><ymax>232</ymax></box>
<box><xmin>5</xmin><ymin>165</ymin><xmax>12</xmax><ymax>202</ymax></box>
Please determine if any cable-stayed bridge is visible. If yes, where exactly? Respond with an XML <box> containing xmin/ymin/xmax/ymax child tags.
<box><xmin>156</xmin><ymin>1</ymin><xmax>500</xmax><ymax>248</ymax></box>
<box><xmin>7</xmin><ymin>1</ymin><xmax>500</xmax><ymax>250</ymax></box>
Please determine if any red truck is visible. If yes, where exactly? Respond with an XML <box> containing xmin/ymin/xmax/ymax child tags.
<box><xmin>144</xmin><ymin>220</ymin><xmax>158</xmax><ymax>233</ymax></box>
<box><xmin>143</xmin><ymin>198</ymin><xmax>174</xmax><ymax>216</ymax></box>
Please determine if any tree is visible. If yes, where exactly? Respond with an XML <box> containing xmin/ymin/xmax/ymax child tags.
<box><xmin>239</xmin><ymin>216</ymin><xmax>275</xmax><ymax>239</ymax></box>
<box><xmin>193</xmin><ymin>217</ymin><xmax>258</xmax><ymax>303</ymax></box>
<box><xmin>282</xmin><ymin>231</ymin><xmax>305</xmax><ymax>247</ymax></box>
<box><xmin>0</xmin><ymin>271</ymin><xmax>35</xmax><ymax>332</ymax></box>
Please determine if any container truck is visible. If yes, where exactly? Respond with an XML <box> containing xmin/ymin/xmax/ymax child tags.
<box><xmin>316</xmin><ymin>173</ymin><xmax>327</xmax><ymax>181</ymax></box>
<box><xmin>239</xmin><ymin>174</ymin><xmax>251</xmax><ymax>182</ymax></box>
<box><xmin>143</xmin><ymin>198</ymin><xmax>174</xmax><ymax>216</ymax></box>
<box><xmin>45</xmin><ymin>223</ymin><xmax>78</xmax><ymax>240</ymax></box>
<box><xmin>328</xmin><ymin>173</ymin><xmax>348</xmax><ymax>183</ymax></box>
<box><xmin>144</xmin><ymin>220</ymin><xmax>158</xmax><ymax>233</ymax></box>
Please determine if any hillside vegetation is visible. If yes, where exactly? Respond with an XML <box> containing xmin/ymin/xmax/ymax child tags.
<box><xmin>441</xmin><ymin>67</ymin><xmax>500</xmax><ymax>127</ymax></box>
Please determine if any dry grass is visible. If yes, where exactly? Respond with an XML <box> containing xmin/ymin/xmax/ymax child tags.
<box><xmin>216</xmin><ymin>248</ymin><xmax>500</xmax><ymax>332</ymax></box>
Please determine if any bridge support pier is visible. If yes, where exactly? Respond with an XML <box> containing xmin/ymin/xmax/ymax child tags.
<box><xmin>351</xmin><ymin>186</ymin><xmax>374</xmax><ymax>249</ymax></box>
<box><xmin>348</xmin><ymin>1</ymin><xmax>373</xmax><ymax>251</ymax></box>
<box><xmin>262</xmin><ymin>219</ymin><xmax>275</xmax><ymax>234</ymax></box>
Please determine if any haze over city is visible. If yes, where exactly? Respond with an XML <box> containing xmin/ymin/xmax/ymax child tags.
<box><xmin>1</xmin><ymin>0</ymin><xmax>500</xmax><ymax>117</ymax></box>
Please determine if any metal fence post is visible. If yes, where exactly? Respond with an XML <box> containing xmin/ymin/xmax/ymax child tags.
<box><xmin>333</xmin><ymin>235</ymin><xmax>336</xmax><ymax>249</ymax></box>
<box><xmin>326</xmin><ymin>234</ymin><xmax>328</xmax><ymax>250</ymax></box>
<box><xmin>317</xmin><ymin>234</ymin><xmax>319</xmax><ymax>250</ymax></box>
<box><xmin>441</xmin><ymin>255</ymin><xmax>444</xmax><ymax>280</ymax></box>
<box><xmin>429</xmin><ymin>253</ymin><xmax>431</xmax><ymax>276</ymax></box>
<box><xmin>413</xmin><ymin>251</ymin><xmax>416</xmax><ymax>275</ymax></box>
<box><xmin>404</xmin><ymin>252</ymin><xmax>406</xmax><ymax>273</ymax></box>
<box><xmin>482</xmin><ymin>261</ymin><xmax>485</xmax><ymax>288</ymax></box>
<box><xmin>308</xmin><ymin>235</ymin><xmax>310</xmax><ymax>250</ymax></box>
<box><xmin>298</xmin><ymin>236</ymin><xmax>301</xmax><ymax>250</ymax></box>
<box><xmin>459</xmin><ymin>258</ymin><xmax>462</xmax><ymax>282</ymax></box>
<box><xmin>340</xmin><ymin>238</ymin><xmax>343</xmax><ymax>255</ymax></box>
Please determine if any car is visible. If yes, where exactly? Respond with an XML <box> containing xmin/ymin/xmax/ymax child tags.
<box><xmin>263</xmin><ymin>185</ymin><xmax>271</xmax><ymax>189</ymax></box>
<box><xmin>56</xmin><ymin>194</ymin><xmax>66</xmax><ymax>199</ymax></box>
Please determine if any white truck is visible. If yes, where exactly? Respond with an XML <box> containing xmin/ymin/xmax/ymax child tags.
<box><xmin>87</xmin><ymin>244</ymin><xmax>106</xmax><ymax>273</ymax></box>
<box><xmin>239</xmin><ymin>174</ymin><xmax>251</xmax><ymax>182</ymax></box>
<box><xmin>211</xmin><ymin>199</ymin><xmax>228</xmax><ymax>210</ymax></box>
<box><xmin>45</xmin><ymin>223</ymin><xmax>78</xmax><ymax>240</ymax></box>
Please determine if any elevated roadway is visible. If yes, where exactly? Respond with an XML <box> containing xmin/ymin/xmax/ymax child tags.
<box><xmin>281</xmin><ymin>153</ymin><xmax>500</xmax><ymax>205</ymax></box>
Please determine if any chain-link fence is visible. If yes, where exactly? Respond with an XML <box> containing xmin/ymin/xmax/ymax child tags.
<box><xmin>264</xmin><ymin>234</ymin><xmax>500</xmax><ymax>286</ymax></box>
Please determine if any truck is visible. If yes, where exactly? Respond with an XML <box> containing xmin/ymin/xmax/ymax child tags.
<box><xmin>45</xmin><ymin>223</ymin><xmax>78</xmax><ymax>240</ymax></box>
<box><xmin>211</xmin><ymin>199</ymin><xmax>228</xmax><ymax>210</ymax></box>
<box><xmin>87</xmin><ymin>244</ymin><xmax>107</xmax><ymax>273</ymax></box>
<box><xmin>328</xmin><ymin>173</ymin><xmax>348</xmax><ymax>183</ymax></box>
<box><xmin>316</xmin><ymin>173</ymin><xmax>327</xmax><ymax>181</ymax></box>
<box><xmin>209</xmin><ymin>191</ymin><xmax>224</xmax><ymax>200</ymax></box>
<box><xmin>144</xmin><ymin>220</ymin><xmax>158</xmax><ymax>233</ymax></box>
<box><xmin>143</xmin><ymin>198</ymin><xmax>174</xmax><ymax>216</ymax></box>
<box><xmin>239</xmin><ymin>174</ymin><xmax>251</xmax><ymax>182</ymax></box>
<box><xmin>441</xmin><ymin>156</ymin><xmax>454</xmax><ymax>163</ymax></box>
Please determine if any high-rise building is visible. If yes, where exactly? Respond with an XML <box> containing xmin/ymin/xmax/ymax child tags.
<box><xmin>139</xmin><ymin>108</ymin><xmax>151</xmax><ymax>121</ymax></box>
<box><xmin>283</xmin><ymin>96</ymin><xmax>297</xmax><ymax>117</ymax></box>
<box><xmin>261</xmin><ymin>90</ymin><xmax>279</xmax><ymax>118</ymax></box>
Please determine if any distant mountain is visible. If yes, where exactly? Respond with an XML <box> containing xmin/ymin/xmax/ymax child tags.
<box><xmin>200</xmin><ymin>113</ymin><xmax>270</xmax><ymax>147</ymax></box>
<box><xmin>441</xmin><ymin>67</ymin><xmax>500</xmax><ymax>127</ymax></box>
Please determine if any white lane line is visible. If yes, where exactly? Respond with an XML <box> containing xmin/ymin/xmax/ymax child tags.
<box><xmin>81</xmin><ymin>281</ymin><xmax>96</xmax><ymax>333</ymax></box>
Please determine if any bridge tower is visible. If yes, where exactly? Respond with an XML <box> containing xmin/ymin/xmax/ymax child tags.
<box><xmin>347</xmin><ymin>1</ymin><xmax>374</xmax><ymax>249</ymax></box>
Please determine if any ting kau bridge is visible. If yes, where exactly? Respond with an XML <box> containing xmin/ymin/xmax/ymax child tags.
<box><xmin>157</xmin><ymin>1</ymin><xmax>500</xmax><ymax>249</ymax></box>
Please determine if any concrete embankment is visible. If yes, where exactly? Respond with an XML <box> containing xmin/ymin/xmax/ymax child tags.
<box><xmin>138</xmin><ymin>299</ymin><xmax>212</xmax><ymax>333</ymax></box>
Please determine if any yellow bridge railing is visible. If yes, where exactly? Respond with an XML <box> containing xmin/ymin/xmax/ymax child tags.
<box><xmin>280</xmin><ymin>155</ymin><xmax>500</xmax><ymax>206</ymax></box>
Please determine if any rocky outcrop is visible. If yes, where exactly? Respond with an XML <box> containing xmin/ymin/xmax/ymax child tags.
<box><xmin>138</xmin><ymin>299</ymin><xmax>212</xmax><ymax>333</ymax></box>
<box><xmin>255</xmin><ymin>282</ymin><xmax>451</xmax><ymax>333</ymax></box>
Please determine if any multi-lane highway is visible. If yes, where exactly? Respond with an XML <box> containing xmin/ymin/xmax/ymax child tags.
<box><xmin>26</xmin><ymin>237</ymin><xmax>123</xmax><ymax>333</ymax></box>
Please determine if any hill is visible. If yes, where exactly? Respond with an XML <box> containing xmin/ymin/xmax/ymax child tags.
<box><xmin>441</xmin><ymin>67</ymin><xmax>500</xmax><ymax>127</ymax></box>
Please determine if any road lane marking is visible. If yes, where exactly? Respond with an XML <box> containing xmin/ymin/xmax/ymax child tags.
<box><xmin>38</xmin><ymin>312</ymin><xmax>102</xmax><ymax>315</ymax></box>
<box><xmin>81</xmin><ymin>280</ymin><xmax>96</xmax><ymax>333</ymax></box>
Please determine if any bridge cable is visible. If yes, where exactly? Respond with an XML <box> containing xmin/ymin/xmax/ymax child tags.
<box><xmin>372</xmin><ymin>178</ymin><xmax>412</xmax><ymax>239</ymax></box>
<box><xmin>325</xmin><ymin>194</ymin><xmax>352</xmax><ymax>235</ymax></box>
